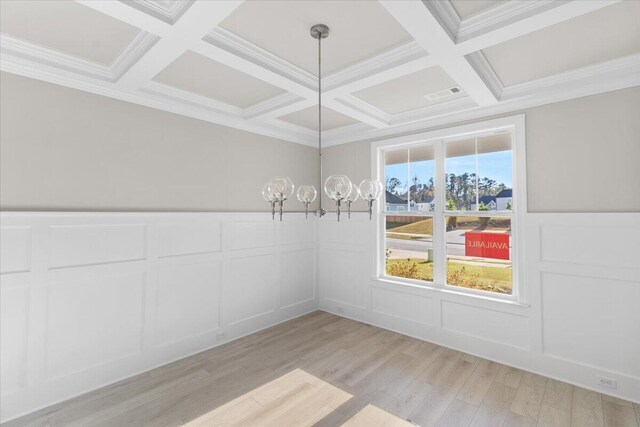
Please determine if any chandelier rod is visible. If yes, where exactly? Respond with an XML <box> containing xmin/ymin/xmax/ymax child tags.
<box><xmin>318</xmin><ymin>32</ymin><xmax>323</xmax><ymax>213</ymax></box>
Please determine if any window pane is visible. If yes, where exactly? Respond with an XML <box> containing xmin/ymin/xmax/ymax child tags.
<box><xmin>445</xmin><ymin>139</ymin><xmax>477</xmax><ymax>211</ymax></box>
<box><xmin>384</xmin><ymin>149</ymin><xmax>408</xmax><ymax>212</ymax></box>
<box><xmin>385</xmin><ymin>216</ymin><xmax>433</xmax><ymax>282</ymax></box>
<box><xmin>409</xmin><ymin>146</ymin><xmax>435</xmax><ymax>213</ymax></box>
<box><xmin>477</xmin><ymin>133</ymin><xmax>513</xmax><ymax>212</ymax></box>
<box><xmin>445</xmin><ymin>216</ymin><xmax>512</xmax><ymax>294</ymax></box>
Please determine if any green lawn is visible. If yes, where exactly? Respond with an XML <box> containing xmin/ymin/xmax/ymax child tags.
<box><xmin>386</xmin><ymin>217</ymin><xmax>510</xmax><ymax>241</ymax></box>
<box><xmin>385</xmin><ymin>258</ymin><xmax>512</xmax><ymax>294</ymax></box>
<box><xmin>386</xmin><ymin>219</ymin><xmax>433</xmax><ymax>240</ymax></box>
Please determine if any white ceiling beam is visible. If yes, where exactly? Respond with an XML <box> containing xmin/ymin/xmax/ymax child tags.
<box><xmin>380</xmin><ymin>0</ymin><xmax>499</xmax><ymax>106</ymax></box>
<box><xmin>323</xmin><ymin>98</ymin><xmax>389</xmax><ymax>129</ymax></box>
<box><xmin>244</xmin><ymin>94</ymin><xmax>315</xmax><ymax>121</ymax></box>
<box><xmin>456</xmin><ymin>0</ymin><xmax>623</xmax><ymax>55</ymax></box>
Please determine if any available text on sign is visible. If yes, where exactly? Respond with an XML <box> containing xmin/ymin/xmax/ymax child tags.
<box><xmin>464</xmin><ymin>231</ymin><xmax>510</xmax><ymax>260</ymax></box>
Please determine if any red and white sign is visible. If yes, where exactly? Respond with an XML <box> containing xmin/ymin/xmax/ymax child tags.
<box><xmin>465</xmin><ymin>231</ymin><xmax>510</xmax><ymax>260</ymax></box>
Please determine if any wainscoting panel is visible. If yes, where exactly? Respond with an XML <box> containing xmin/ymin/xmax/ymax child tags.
<box><xmin>49</xmin><ymin>224</ymin><xmax>146</xmax><ymax>269</ymax></box>
<box><xmin>0</xmin><ymin>226</ymin><xmax>32</xmax><ymax>274</ymax></box>
<box><xmin>441</xmin><ymin>300</ymin><xmax>529</xmax><ymax>350</ymax></box>
<box><xmin>154</xmin><ymin>261</ymin><xmax>220</xmax><ymax>346</ymax></box>
<box><xmin>281</xmin><ymin>248</ymin><xmax>316</xmax><ymax>308</ymax></box>
<box><xmin>45</xmin><ymin>272</ymin><xmax>146</xmax><ymax>380</ymax></box>
<box><xmin>319</xmin><ymin>212</ymin><xmax>640</xmax><ymax>404</ymax></box>
<box><xmin>0</xmin><ymin>285</ymin><xmax>29</xmax><ymax>395</ymax></box>
<box><xmin>542</xmin><ymin>272</ymin><xmax>640</xmax><ymax>378</ymax></box>
<box><xmin>0</xmin><ymin>212</ymin><xmax>317</xmax><ymax>423</ymax></box>
<box><xmin>157</xmin><ymin>222</ymin><xmax>221</xmax><ymax>258</ymax></box>
<box><xmin>224</xmin><ymin>254</ymin><xmax>277</xmax><ymax>326</ymax></box>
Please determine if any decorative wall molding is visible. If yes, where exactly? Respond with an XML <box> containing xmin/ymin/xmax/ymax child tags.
<box><xmin>0</xmin><ymin>212</ymin><xmax>318</xmax><ymax>423</ymax></box>
<box><xmin>318</xmin><ymin>212</ymin><xmax>640</xmax><ymax>404</ymax></box>
<box><xmin>0</xmin><ymin>0</ymin><xmax>636</xmax><ymax>146</ymax></box>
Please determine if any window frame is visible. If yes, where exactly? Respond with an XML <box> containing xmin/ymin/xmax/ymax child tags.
<box><xmin>372</xmin><ymin>114</ymin><xmax>527</xmax><ymax>303</ymax></box>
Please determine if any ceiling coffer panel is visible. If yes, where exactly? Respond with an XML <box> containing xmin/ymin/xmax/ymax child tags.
<box><xmin>0</xmin><ymin>0</ymin><xmax>142</xmax><ymax>66</ymax></box>
<box><xmin>219</xmin><ymin>0</ymin><xmax>412</xmax><ymax>76</ymax></box>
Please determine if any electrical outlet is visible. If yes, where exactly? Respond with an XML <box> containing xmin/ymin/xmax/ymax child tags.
<box><xmin>336</xmin><ymin>306</ymin><xmax>344</xmax><ymax>313</ymax></box>
<box><xmin>596</xmin><ymin>376</ymin><xmax>617</xmax><ymax>389</ymax></box>
<box><xmin>216</xmin><ymin>332</ymin><xmax>226</xmax><ymax>340</ymax></box>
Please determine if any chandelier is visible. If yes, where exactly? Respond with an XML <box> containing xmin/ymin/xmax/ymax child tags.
<box><xmin>261</xmin><ymin>24</ymin><xmax>383</xmax><ymax>222</ymax></box>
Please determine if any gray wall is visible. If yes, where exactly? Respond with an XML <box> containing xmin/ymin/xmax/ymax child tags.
<box><xmin>2</xmin><ymin>72</ymin><xmax>639</xmax><ymax>213</ymax></box>
<box><xmin>0</xmin><ymin>72</ymin><xmax>319</xmax><ymax>211</ymax></box>
<box><xmin>322</xmin><ymin>87</ymin><xmax>640</xmax><ymax>213</ymax></box>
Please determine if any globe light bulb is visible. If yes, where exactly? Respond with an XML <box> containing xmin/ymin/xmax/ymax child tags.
<box><xmin>358</xmin><ymin>179</ymin><xmax>383</xmax><ymax>220</ymax></box>
<box><xmin>262</xmin><ymin>182</ymin><xmax>277</xmax><ymax>220</ymax></box>
<box><xmin>267</xmin><ymin>176</ymin><xmax>294</xmax><ymax>201</ymax></box>
<box><xmin>324</xmin><ymin>175</ymin><xmax>352</xmax><ymax>201</ymax></box>
<box><xmin>262</xmin><ymin>183</ymin><xmax>274</xmax><ymax>202</ymax></box>
<box><xmin>297</xmin><ymin>185</ymin><xmax>317</xmax><ymax>219</ymax></box>
<box><xmin>296</xmin><ymin>185</ymin><xmax>317</xmax><ymax>203</ymax></box>
<box><xmin>324</xmin><ymin>175</ymin><xmax>352</xmax><ymax>221</ymax></box>
<box><xmin>345</xmin><ymin>184</ymin><xmax>359</xmax><ymax>202</ymax></box>
<box><xmin>267</xmin><ymin>176</ymin><xmax>294</xmax><ymax>221</ymax></box>
<box><xmin>344</xmin><ymin>183</ymin><xmax>359</xmax><ymax>219</ymax></box>
<box><xmin>358</xmin><ymin>179</ymin><xmax>383</xmax><ymax>201</ymax></box>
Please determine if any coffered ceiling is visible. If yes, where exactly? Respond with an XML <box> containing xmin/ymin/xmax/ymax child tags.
<box><xmin>1</xmin><ymin>0</ymin><xmax>638</xmax><ymax>147</ymax></box>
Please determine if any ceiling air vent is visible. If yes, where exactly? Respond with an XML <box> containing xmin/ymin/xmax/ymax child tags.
<box><xmin>424</xmin><ymin>86</ymin><xmax>463</xmax><ymax>101</ymax></box>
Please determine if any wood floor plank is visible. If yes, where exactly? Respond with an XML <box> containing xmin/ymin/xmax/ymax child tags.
<box><xmin>468</xmin><ymin>381</ymin><xmax>518</xmax><ymax>427</ymax></box>
<box><xmin>341</xmin><ymin>404</ymin><xmax>414</xmax><ymax>427</ymax></box>
<box><xmin>571</xmin><ymin>387</ymin><xmax>604</xmax><ymax>427</ymax></box>
<box><xmin>5</xmin><ymin>311</ymin><xmax>637</xmax><ymax>427</ymax></box>
<box><xmin>602</xmin><ymin>398</ymin><xmax>638</xmax><ymax>427</ymax></box>
<box><xmin>458</xmin><ymin>359</ymin><xmax>503</xmax><ymax>406</ymax></box>
<box><xmin>496</xmin><ymin>365</ymin><xmax>525</xmax><ymax>389</ymax></box>
<box><xmin>504</xmin><ymin>411</ymin><xmax>538</xmax><ymax>426</ymax></box>
<box><xmin>537</xmin><ymin>405</ymin><xmax>571</xmax><ymax>427</ymax></box>
<box><xmin>408</xmin><ymin>355</ymin><xmax>479</xmax><ymax>427</ymax></box>
<box><xmin>542</xmin><ymin>380</ymin><xmax>573</xmax><ymax>414</ymax></box>
<box><xmin>435</xmin><ymin>398</ymin><xmax>478</xmax><ymax>427</ymax></box>
<box><xmin>510</xmin><ymin>373</ymin><xmax>547</xmax><ymax>420</ymax></box>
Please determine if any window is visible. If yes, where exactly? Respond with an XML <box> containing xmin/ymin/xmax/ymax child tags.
<box><xmin>375</xmin><ymin>116</ymin><xmax>525</xmax><ymax>301</ymax></box>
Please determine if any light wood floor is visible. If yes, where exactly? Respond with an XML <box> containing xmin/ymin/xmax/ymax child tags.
<box><xmin>5</xmin><ymin>311</ymin><xmax>639</xmax><ymax>427</ymax></box>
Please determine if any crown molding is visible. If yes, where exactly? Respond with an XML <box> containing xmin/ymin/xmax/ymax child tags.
<box><xmin>204</xmin><ymin>27</ymin><xmax>317</xmax><ymax>93</ymax></box>
<box><xmin>456</xmin><ymin>0</ymin><xmax>560</xmax><ymax>43</ymax></box>
<box><xmin>2</xmin><ymin>0</ymin><xmax>636</xmax><ymax>151</ymax></box>
<box><xmin>0</xmin><ymin>32</ymin><xmax>159</xmax><ymax>83</ymax></box>
<box><xmin>335</xmin><ymin>95</ymin><xmax>391</xmax><ymax>125</ymax></box>
<box><xmin>465</xmin><ymin>51</ymin><xmax>504</xmax><ymax>100</ymax></box>
<box><xmin>141</xmin><ymin>81</ymin><xmax>242</xmax><ymax>116</ymax></box>
<box><xmin>243</xmin><ymin>93</ymin><xmax>313</xmax><ymax>121</ymax></box>
<box><xmin>424</xmin><ymin>0</ymin><xmax>461</xmax><ymax>42</ymax></box>
<box><xmin>122</xmin><ymin>0</ymin><xmax>193</xmax><ymax>25</ymax></box>
<box><xmin>501</xmin><ymin>53</ymin><xmax>640</xmax><ymax>100</ymax></box>
<box><xmin>455</xmin><ymin>0</ymin><xmax>622</xmax><ymax>55</ymax></box>
<box><xmin>111</xmin><ymin>32</ymin><xmax>160</xmax><ymax>80</ymax></box>
<box><xmin>390</xmin><ymin>96</ymin><xmax>478</xmax><ymax>126</ymax></box>
<box><xmin>322</xmin><ymin>54</ymin><xmax>640</xmax><ymax>146</ymax></box>
<box><xmin>0</xmin><ymin>51</ymin><xmax>316</xmax><ymax>146</ymax></box>
<box><xmin>0</xmin><ymin>34</ymin><xmax>114</xmax><ymax>81</ymax></box>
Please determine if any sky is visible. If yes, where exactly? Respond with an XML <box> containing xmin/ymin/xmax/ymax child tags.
<box><xmin>385</xmin><ymin>150</ymin><xmax>513</xmax><ymax>192</ymax></box>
